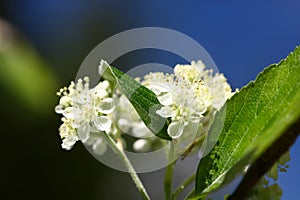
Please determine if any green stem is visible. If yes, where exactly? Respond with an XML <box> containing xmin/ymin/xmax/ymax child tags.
<box><xmin>103</xmin><ymin>133</ymin><xmax>150</xmax><ymax>200</ymax></box>
<box><xmin>185</xmin><ymin>189</ymin><xmax>195</xmax><ymax>200</ymax></box>
<box><xmin>164</xmin><ymin>141</ymin><xmax>176</xmax><ymax>200</ymax></box>
<box><xmin>172</xmin><ymin>174</ymin><xmax>196</xmax><ymax>199</ymax></box>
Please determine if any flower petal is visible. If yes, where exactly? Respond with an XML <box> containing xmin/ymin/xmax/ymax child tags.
<box><xmin>156</xmin><ymin>106</ymin><xmax>174</xmax><ymax>118</ymax></box>
<box><xmin>63</xmin><ymin>107</ymin><xmax>74</xmax><ymax>119</ymax></box>
<box><xmin>167</xmin><ymin>120</ymin><xmax>184</xmax><ymax>139</ymax></box>
<box><xmin>61</xmin><ymin>135</ymin><xmax>78</xmax><ymax>150</ymax></box>
<box><xmin>93</xmin><ymin>87</ymin><xmax>108</xmax><ymax>99</ymax></box>
<box><xmin>157</xmin><ymin>93</ymin><xmax>173</xmax><ymax>106</ymax></box>
<box><xmin>148</xmin><ymin>84</ymin><xmax>169</xmax><ymax>95</ymax></box>
<box><xmin>99</xmin><ymin>98</ymin><xmax>114</xmax><ymax>114</ymax></box>
<box><xmin>59</xmin><ymin>96</ymin><xmax>72</xmax><ymax>106</ymax></box>
<box><xmin>101</xmin><ymin>80</ymin><xmax>110</xmax><ymax>90</ymax></box>
<box><xmin>55</xmin><ymin>105</ymin><xmax>64</xmax><ymax>114</ymax></box>
<box><xmin>77</xmin><ymin>122</ymin><xmax>90</xmax><ymax>142</ymax></box>
<box><xmin>94</xmin><ymin>116</ymin><xmax>112</xmax><ymax>132</ymax></box>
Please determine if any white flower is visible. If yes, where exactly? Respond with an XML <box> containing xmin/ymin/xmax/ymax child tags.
<box><xmin>175</xmin><ymin>60</ymin><xmax>234</xmax><ymax>110</ymax></box>
<box><xmin>142</xmin><ymin>74</ymin><xmax>207</xmax><ymax>138</ymax></box>
<box><xmin>59</xmin><ymin>118</ymin><xmax>78</xmax><ymax>150</ymax></box>
<box><xmin>174</xmin><ymin>60</ymin><xmax>206</xmax><ymax>81</ymax></box>
<box><xmin>55</xmin><ymin>77</ymin><xmax>115</xmax><ymax>150</ymax></box>
<box><xmin>142</xmin><ymin>60</ymin><xmax>234</xmax><ymax>139</ymax></box>
<box><xmin>55</xmin><ymin>59</ymin><xmax>235</xmax><ymax>155</ymax></box>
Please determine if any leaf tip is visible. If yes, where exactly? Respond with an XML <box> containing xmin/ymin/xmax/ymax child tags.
<box><xmin>99</xmin><ymin>59</ymin><xmax>109</xmax><ymax>77</ymax></box>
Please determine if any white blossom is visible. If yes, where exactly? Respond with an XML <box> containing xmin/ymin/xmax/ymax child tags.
<box><xmin>142</xmin><ymin>60</ymin><xmax>235</xmax><ymax>139</ymax></box>
<box><xmin>174</xmin><ymin>60</ymin><xmax>234</xmax><ymax>109</ymax></box>
<box><xmin>55</xmin><ymin>60</ymin><xmax>235</xmax><ymax>155</ymax></box>
<box><xmin>55</xmin><ymin>77</ymin><xmax>115</xmax><ymax>151</ymax></box>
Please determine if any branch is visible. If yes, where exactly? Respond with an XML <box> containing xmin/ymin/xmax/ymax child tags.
<box><xmin>229</xmin><ymin>116</ymin><xmax>300</xmax><ymax>200</ymax></box>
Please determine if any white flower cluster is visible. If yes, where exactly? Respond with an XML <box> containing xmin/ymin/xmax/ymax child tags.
<box><xmin>111</xmin><ymin>60</ymin><xmax>234</xmax><ymax>153</ymax></box>
<box><xmin>141</xmin><ymin>60</ymin><xmax>234</xmax><ymax>139</ymax></box>
<box><xmin>55</xmin><ymin>77</ymin><xmax>115</xmax><ymax>154</ymax></box>
<box><xmin>55</xmin><ymin>60</ymin><xmax>234</xmax><ymax>155</ymax></box>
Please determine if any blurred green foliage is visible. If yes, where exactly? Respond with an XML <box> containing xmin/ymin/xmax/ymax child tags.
<box><xmin>0</xmin><ymin>19</ymin><xmax>58</xmax><ymax>114</ymax></box>
<box><xmin>1</xmin><ymin>19</ymin><xmax>140</xmax><ymax>200</ymax></box>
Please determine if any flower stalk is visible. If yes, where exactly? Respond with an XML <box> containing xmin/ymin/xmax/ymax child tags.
<box><xmin>172</xmin><ymin>173</ymin><xmax>196</xmax><ymax>199</ymax></box>
<box><xmin>103</xmin><ymin>132</ymin><xmax>150</xmax><ymax>200</ymax></box>
<box><xmin>164</xmin><ymin>141</ymin><xmax>176</xmax><ymax>200</ymax></box>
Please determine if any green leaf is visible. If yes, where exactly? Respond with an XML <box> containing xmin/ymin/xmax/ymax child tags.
<box><xmin>99</xmin><ymin>60</ymin><xmax>171</xmax><ymax>140</ymax></box>
<box><xmin>194</xmin><ymin>46</ymin><xmax>300</xmax><ymax>198</ymax></box>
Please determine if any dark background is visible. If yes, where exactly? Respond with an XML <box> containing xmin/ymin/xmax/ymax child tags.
<box><xmin>1</xmin><ymin>1</ymin><xmax>299</xmax><ymax>199</ymax></box>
